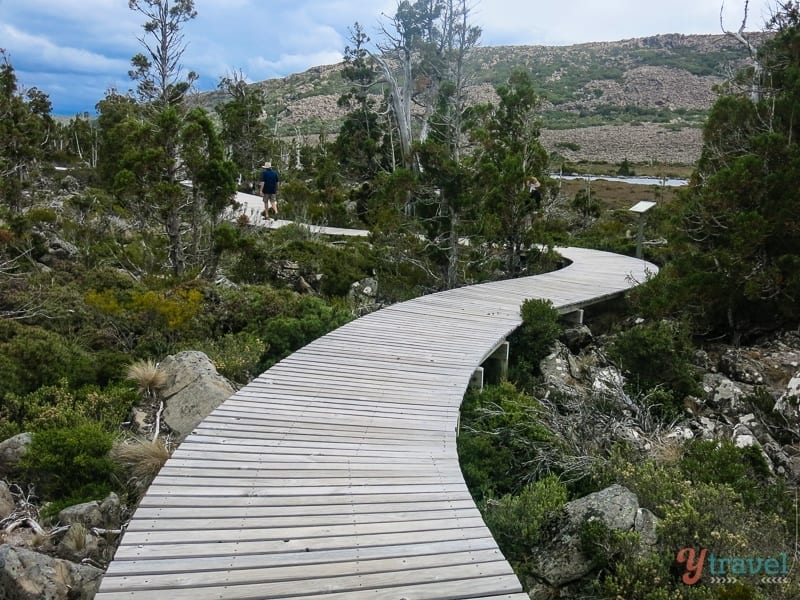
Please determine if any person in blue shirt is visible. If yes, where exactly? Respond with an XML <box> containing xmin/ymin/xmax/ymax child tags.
<box><xmin>258</xmin><ymin>161</ymin><xmax>280</xmax><ymax>219</ymax></box>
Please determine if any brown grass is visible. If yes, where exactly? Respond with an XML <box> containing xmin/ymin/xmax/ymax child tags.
<box><xmin>61</xmin><ymin>522</ymin><xmax>88</xmax><ymax>553</ymax></box>
<box><xmin>110</xmin><ymin>437</ymin><xmax>170</xmax><ymax>491</ymax></box>
<box><xmin>126</xmin><ymin>359</ymin><xmax>167</xmax><ymax>396</ymax></box>
<box><xmin>555</xmin><ymin>178</ymin><xmax>680</xmax><ymax>211</ymax></box>
<box><xmin>650</xmin><ymin>436</ymin><xmax>685</xmax><ymax>467</ymax></box>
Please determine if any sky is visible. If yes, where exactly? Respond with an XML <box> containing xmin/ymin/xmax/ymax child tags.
<box><xmin>0</xmin><ymin>0</ymin><xmax>778</xmax><ymax>116</ymax></box>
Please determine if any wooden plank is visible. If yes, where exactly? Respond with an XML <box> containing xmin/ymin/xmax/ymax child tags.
<box><xmin>103</xmin><ymin>537</ymin><xmax>500</xmax><ymax>575</ymax></box>
<box><xmin>147</xmin><ymin>476</ymin><xmax>466</xmax><ymax>490</ymax></box>
<box><xmin>111</xmin><ymin>525</ymin><xmax>494</xmax><ymax>560</ymax></box>
<box><xmin>96</xmin><ymin>561</ymin><xmax>518</xmax><ymax>599</ymax></box>
<box><xmin>156</xmin><ymin>466</ymin><xmax>464</xmax><ymax>479</ymax></box>
<box><xmin>171</xmin><ymin>440</ymin><xmax>453</xmax><ymax>459</ymax></box>
<box><xmin>142</xmin><ymin>482</ymin><xmax>469</xmax><ymax>497</ymax></box>
<box><xmin>226</xmin><ymin>393</ymin><xmax>459</xmax><ymax>417</ymax></box>
<box><xmin>135</xmin><ymin>490</ymin><xmax>475</xmax><ymax>509</ymax></box>
<box><xmin>218</xmin><ymin>396</ymin><xmax>457</xmax><ymax>417</ymax></box>
<box><xmin>227</xmin><ymin>391</ymin><xmax>460</xmax><ymax>413</ymax></box>
<box><xmin>183</xmin><ymin>432</ymin><xmax>455</xmax><ymax>449</ymax></box>
<box><xmin>166</xmin><ymin>450</ymin><xmax>457</xmax><ymax>466</ymax></box>
<box><xmin>100</xmin><ymin>548</ymin><xmax>509</xmax><ymax>590</ymax></box>
<box><xmin>128</xmin><ymin>499</ymin><xmax>479</xmax><ymax>522</ymax></box>
<box><xmin>263</xmin><ymin>363</ymin><xmax>469</xmax><ymax>388</ymax></box>
<box><xmin>246</xmin><ymin>375</ymin><xmax>465</xmax><ymax>398</ymax></box>
<box><xmin>125</xmin><ymin>506</ymin><xmax>484</xmax><ymax>532</ymax></box>
<box><xmin>159</xmin><ymin>459</ymin><xmax>462</xmax><ymax>473</ymax></box>
<box><xmin>181</xmin><ymin>433</ymin><xmax>456</xmax><ymax>452</ymax></box>
<box><xmin>199</xmin><ymin>413</ymin><xmax>453</xmax><ymax>436</ymax></box>
<box><xmin>120</xmin><ymin>515</ymin><xmax>488</xmax><ymax>545</ymax></box>
<box><xmin>124</xmin><ymin>511</ymin><xmax>474</xmax><ymax>534</ymax></box>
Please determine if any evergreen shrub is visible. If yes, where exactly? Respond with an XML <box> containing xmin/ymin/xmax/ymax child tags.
<box><xmin>0</xmin><ymin>380</ymin><xmax>138</xmax><ymax>438</ymax></box>
<box><xmin>458</xmin><ymin>382</ymin><xmax>553</xmax><ymax>500</ymax></box>
<box><xmin>199</xmin><ymin>331</ymin><xmax>268</xmax><ymax>383</ymax></box>
<box><xmin>678</xmin><ymin>439</ymin><xmax>786</xmax><ymax>512</ymax></box>
<box><xmin>482</xmin><ymin>475</ymin><xmax>568</xmax><ymax>579</ymax></box>
<box><xmin>0</xmin><ymin>320</ymin><xmax>95</xmax><ymax>398</ymax></box>
<box><xmin>19</xmin><ymin>423</ymin><xmax>117</xmax><ymax>516</ymax></box>
<box><xmin>607</xmin><ymin>319</ymin><xmax>699</xmax><ymax>408</ymax></box>
<box><xmin>507</xmin><ymin>298</ymin><xmax>561</xmax><ymax>382</ymax></box>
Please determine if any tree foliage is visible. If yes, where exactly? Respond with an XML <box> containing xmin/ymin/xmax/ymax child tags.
<box><xmin>127</xmin><ymin>0</ymin><xmax>198</xmax><ymax>107</ymax></box>
<box><xmin>336</xmin><ymin>23</ymin><xmax>390</xmax><ymax>181</ymax></box>
<box><xmin>0</xmin><ymin>50</ymin><xmax>53</xmax><ymax>212</ymax></box>
<box><xmin>651</xmin><ymin>2</ymin><xmax>800</xmax><ymax>342</ymax></box>
<box><xmin>345</xmin><ymin>0</ymin><xmax>481</xmax><ymax>173</ymax></box>
<box><xmin>215</xmin><ymin>70</ymin><xmax>269</xmax><ymax>180</ymax></box>
<box><xmin>469</xmin><ymin>70</ymin><xmax>549</xmax><ymax>275</ymax></box>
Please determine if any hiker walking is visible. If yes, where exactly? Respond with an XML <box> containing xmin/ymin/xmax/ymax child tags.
<box><xmin>259</xmin><ymin>161</ymin><xmax>280</xmax><ymax>219</ymax></box>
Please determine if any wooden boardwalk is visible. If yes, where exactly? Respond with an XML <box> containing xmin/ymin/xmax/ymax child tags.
<box><xmin>96</xmin><ymin>247</ymin><xmax>656</xmax><ymax>599</ymax></box>
<box><xmin>228</xmin><ymin>192</ymin><xmax>370</xmax><ymax>237</ymax></box>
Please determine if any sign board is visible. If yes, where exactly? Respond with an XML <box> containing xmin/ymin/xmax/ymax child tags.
<box><xmin>629</xmin><ymin>201</ymin><xmax>657</xmax><ymax>214</ymax></box>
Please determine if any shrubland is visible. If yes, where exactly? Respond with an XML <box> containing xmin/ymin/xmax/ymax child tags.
<box><xmin>1</xmin><ymin>2</ymin><xmax>799</xmax><ymax>596</ymax></box>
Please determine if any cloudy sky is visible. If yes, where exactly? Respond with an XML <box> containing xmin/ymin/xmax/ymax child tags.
<box><xmin>0</xmin><ymin>0</ymin><xmax>777</xmax><ymax>116</ymax></box>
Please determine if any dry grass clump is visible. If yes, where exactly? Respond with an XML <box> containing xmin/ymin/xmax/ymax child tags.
<box><xmin>649</xmin><ymin>435</ymin><xmax>685</xmax><ymax>467</ymax></box>
<box><xmin>61</xmin><ymin>522</ymin><xmax>88</xmax><ymax>553</ymax></box>
<box><xmin>110</xmin><ymin>437</ymin><xmax>170</xmax><ymax>493</ymax></box>
<box><xmin>125</xmin><ymin>359</ymin><xmax>167</xmax><ymax>398</ymax></box>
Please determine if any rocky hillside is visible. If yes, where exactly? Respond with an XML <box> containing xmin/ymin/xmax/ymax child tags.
<box><xmin>196</xmin><ymin>33</ymin><xmax>766</xmax><ymax>165</ymax></box>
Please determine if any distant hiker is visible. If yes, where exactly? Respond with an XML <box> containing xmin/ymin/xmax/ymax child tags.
<box><xmin>528</xmin><ymin>176</ymin><xmax>542</xmax><ymax>210</ymax></box>
<box><xmin>259</xmin><ymin>161</ymin><xmax>280</xmax><ymax>219</ymax></box>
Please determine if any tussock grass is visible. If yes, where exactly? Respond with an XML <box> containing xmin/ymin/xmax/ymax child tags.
<box><xmin>126</xmin><ymin>359</ymin><xmax>167</xmax><ymax>397</ymax></box>
<box><xmin>650</xmin><ymin>436</ymin><xmax>685</xmax><ymax>466</ymax></box>
<box><xmin>110</xmin><ymin>437</ymin><xmax>170</xmax><ymax>491</ymax></box>
<box><xmin>61</xmin><ymin>522</ymin><xmax>88</xmax><ymax>553</ymax></box>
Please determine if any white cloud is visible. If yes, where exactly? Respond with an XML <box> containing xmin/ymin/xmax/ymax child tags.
<box><xmin>0</xmin><ymin>24</ymin><xmax>129</xmax><ymax>75</ymax></box>
<box><xmin>249</xmin><ymin>50</ymin><xmax>345</xmax><ymax>80</ymax></box>
<box><xmin>0</xmin><ymin>0</ymin><xmax>777</xmax><ymax>114</ymax></box>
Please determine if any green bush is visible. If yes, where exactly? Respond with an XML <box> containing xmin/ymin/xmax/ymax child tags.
<box><xmin>82</xmin><ymin>278</ymin><xmax>212</xmax><ymax>356</ymax></box>
<box><xmin>199</xmin><ymin>331</ymin><xmax>268</xmax><ymax>383</ymax></box>
<box><xmin>227</xmin><ymin>226</ymin><xmax>374</xmax><ymax>295</ymax></box>
<box><xmin>0</xmin><ymin>320</ymin><xmax>95</xmax><ymax>398</ymax></box>
<box><xmin>591</xmin><ymin>552</ymin><xmax>720</xmax><ymax>599</ymax></box>
<box><xmin>616</xmin><ymin>158</ymin><xmax>636</xmax><ymax>176</ymax></box>
<box><xmin>678</xmin><ymin>439</ymin><xmax>785</xmax><ymax>511</ymax></box>
<box><xmin>588</xmin><ymin>441</ymin><xmax>793</xmax><ymax>599</ymax></box>
<box><xmin>201</xmin><ymin>285</ymin><xmax>299</xmax><ymax>335</ymax></box>
<box><xmin>227</xmin><ymin>237</ymin><xmax>275</xmax><ymax>284</ymax></box>
<box><xmin>507</xmin><ymin>298</ymin><xmax>561</xmax><ymax>381</ymax></box>
<box><xmin>572</xmin><ymin>188</ymin><xmax>601</xmax><ymax>218</ymax></box>
<box><xmin>607</xmin><ymin>319</ymin><xmax>699</xmax><ymax>409</ymax></box>
<box><xmin>216</xmin><ymin>292</ymin><xmax>352</xmax><ymax>369</ymax></box>
<box><xmin>458</xmin><ymin>382</ymin><xmax>554</xmax><ymax>500</ymax></box>
<box><xmin>1</xmin><ymin>381</ymin><xmax>133</xmax><ymax>436</ymax></box>
<box><xmin>482</xmin><ymin>475</ymin><xmax>568</xmax><ymax>576</ymax></box>
<box><xmin>19</xmin><ymin>423</ymin><xmax>117</xmax><ymax>510</ymax></box>
<box><xmin>198</xmin><ymin>283</ymin><xmax>351</xmax><ymax>370</ymax></box>
<box><xmin>579</xmin><ymin>518</ymin><xmax>641</xmax><ymax>572</ymax></box>
<box><xmin>656</xmin><ymin>481</ymin><xmax>789</xmax><ymax>586</ymax></box>
<box><xmin>592</xmin><ymin>445</ymin><xmax>689</xmax><ymax>515</ymax></box>
<box><xmin>267</xmin><ymin>236</ymin><xmax>374</xmax><ymax>298</ymax></box>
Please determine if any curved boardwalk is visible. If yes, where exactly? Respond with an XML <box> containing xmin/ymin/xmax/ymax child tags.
<box><xmin>97</xmin><ymin>247</ymin><xmax>657</xmax><ymax>599</ymax></box>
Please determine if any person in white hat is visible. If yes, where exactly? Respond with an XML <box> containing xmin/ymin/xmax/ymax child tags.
<box><xmin>258</xmin><ymin>161</ymin><xmax>280</xmax><ymax>219</ymax></box>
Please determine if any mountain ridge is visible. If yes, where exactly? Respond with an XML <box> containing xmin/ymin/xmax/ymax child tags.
<box><xmin>197</xmin><ymin>32</ymin><xmax>766</xmax><ymax>166</ymax></box>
